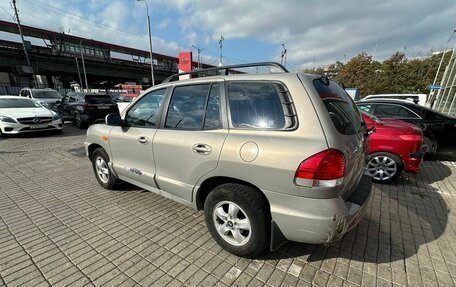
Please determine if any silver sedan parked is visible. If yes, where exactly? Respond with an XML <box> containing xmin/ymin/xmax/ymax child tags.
<box><xmin>0</xmin><ymin>96</ymin><xmax>63</xmax><ymax>137</ymax></box>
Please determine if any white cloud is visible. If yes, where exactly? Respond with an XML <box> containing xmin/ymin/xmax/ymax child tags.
<box><xmin>1</xmin><ymin>0</ymin><xmax>456</xmax><ymax>68</ymax></box>
<box><xmin>156</xmin><ymin>0</ymin><xmax>456</xmax><ymax>66</ymax></box>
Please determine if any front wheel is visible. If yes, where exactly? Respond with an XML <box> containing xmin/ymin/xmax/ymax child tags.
<box><xmin>92</xmin><ymin>148</ymin><xmax>118</xmax><ymax>189</ymax></box>
<box><xmin>204</xmin><ymin>183</ymin><xmax>270</xmax><ymax>258</ymax></box>
<box><xmin>367</xmin><ymin>152</ymin><xmax>403</xmax><ymax>184</ymax></box>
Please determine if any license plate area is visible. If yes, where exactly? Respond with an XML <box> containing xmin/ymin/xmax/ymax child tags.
<box><xmin>30</xmin><ymin>124</ymin><xmax>48</xmax><ymax>129</ymax></box>
<box><xmin>98</xmin><ymin>106</ymin><xmax>109</xmax><ymax>109</ymax></box>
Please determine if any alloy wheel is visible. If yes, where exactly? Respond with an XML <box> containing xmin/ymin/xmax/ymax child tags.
<box><xmin>213</xmin><ymin>201</ymin><xmax>252</xmax><ymax>246</ymax></box>
<box><xmin>95</xmin><ymin>156</ymin><xmax>109</xmax><ymax>183</ymax></box>
<box><xmin>367</xmin><ymin>155</ymin><xmax>397</xmax><ymax>182</ymax></box>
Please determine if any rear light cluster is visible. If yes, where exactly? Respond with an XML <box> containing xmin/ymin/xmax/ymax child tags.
<box><xmin>295</xmin><ymin>149</ymin><xmax>345</xmax><ymax>187</ymax></box>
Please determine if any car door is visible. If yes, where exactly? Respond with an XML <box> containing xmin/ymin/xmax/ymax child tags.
<box><xmin>108</xmin><ymin>88</ymin><xmax>167</xmax><ymax>188</ymax></box>
<box><xmin>153</xmin><ymin>82</ymin><xmax>228</xmax><ymax>202</ymax></box>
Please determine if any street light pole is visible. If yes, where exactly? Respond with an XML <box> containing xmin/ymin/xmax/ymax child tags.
<box><xmin>137</xmin><ymin>0</ymin><xmax>155</xmax><ymax>86</ymax></box>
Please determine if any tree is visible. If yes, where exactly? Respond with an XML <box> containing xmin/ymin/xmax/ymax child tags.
<box><xmin>335</xmin><ymin>53</ymin><xmax>378</xmax><ymax>96</ymax></box>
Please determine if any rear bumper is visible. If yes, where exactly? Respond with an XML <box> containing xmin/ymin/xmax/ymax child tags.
<box><xmin>263</xmin><ymin>172</ymin><xmax>372</xmax><ymax>244</ymax></box>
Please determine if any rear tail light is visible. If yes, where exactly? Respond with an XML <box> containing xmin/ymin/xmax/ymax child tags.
<box><xmin>398</xmin><ymin>134</ymin><xmax>422</xmax><ymax>141</ymax></box>
<box><xmin>295</xmin><ymin>149</ymin><xmax>345</xmax><ymax>187</ymax></box>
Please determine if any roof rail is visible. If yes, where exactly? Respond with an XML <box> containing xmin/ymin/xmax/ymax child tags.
<box><xmin>162</xmin><ymin>62</ymin><xmax>289</xmax><ymax>83</ymax></box>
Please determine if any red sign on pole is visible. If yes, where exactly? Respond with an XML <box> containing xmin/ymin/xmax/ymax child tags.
<box><xmin>179</xmin><ymin>52</ymin><xmax>193</xmax><ymax>79</ymax></box>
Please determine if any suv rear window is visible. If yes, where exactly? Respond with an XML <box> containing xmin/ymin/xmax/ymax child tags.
<box><xmin>228</xmin><ymin>81</ymin><xmax>295</xmax><ymax>129</ymax></box>
<box><xmin>85</xmin><ymin>95</ymin><xmax>114</xmax><ymax>104</ymax></box>
<box><xmin>313</xmin><ymin>79</ymin><xmax>362</xmax><ymax>135</ymax></box>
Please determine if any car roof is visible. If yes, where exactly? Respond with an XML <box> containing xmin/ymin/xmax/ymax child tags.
<box><xmin>356</xmin><ymin>98</ymin><xmax>418</xmax><ymax>106</ymax></box>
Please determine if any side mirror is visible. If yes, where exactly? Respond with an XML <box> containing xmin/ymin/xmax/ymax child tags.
<box><xmin>105</xmin><ymin>113</ymin><xmax>122</xmax><ymax>126</ymax></box>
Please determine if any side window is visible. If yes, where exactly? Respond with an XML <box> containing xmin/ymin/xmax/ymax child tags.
<box><xmin>68</xmin><ymin>96</ymin><xmax>76</xmax><ymax>103</ymax></box>
<box><xmin>399</xmin><ymin>107</ymin><xmax>420</xmax><ymax>119</ymax></box>
<box><xmin>228</xmin><ymin>81</ymin><xmax>294</xmax><ymax>129</ymax></box>
<box><xmin>373</xmin><ymin>104</ymin><xmax>402</xmax><ymax>118</ymax></box>
<box><xmin>357</xmin><ymin>104</ymin><xmax>371</xmax><ymax>112</ymax></box>
<box><xmin>125</xmin><ymin>89</ymin><xmax>166</xmax><ymax>127</ymax></box>
<box><xmin>165</xmin><ymin>84</ymin><xmax>210</xmax><ymax>130</ymax></box>
<box><xmin>25</xmin><ymin>90</ymin><xmax>31</xmax><ymax>98</ymax></box>
<box><xmin>20</xmin><ymin>90</ymin><xmax>25</xmax><ymax>97</ymax></box>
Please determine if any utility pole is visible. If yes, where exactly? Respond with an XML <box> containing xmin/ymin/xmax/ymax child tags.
<box><xmin>12</xmin><ymin>0</ymin><xmax>35</xmax><ymax>85</ymax></box>
<box><xmin>79</xmin><ymin>40</ymin><xmax>88</xmax><ymax>90</ymax></box>
<box><xmin>281</xmin><ymin>43</ymin><xmax>287</xmax><ymax>67</ymax></box>
<box><xmin>219</xmin><ymin>36</ymin><xmax>224</xmax><ymax>66</ymax></box>
<box><xmin>192</xmin><ymin>45</ymin><xmax>203</xmax><ymax>69</ymax></box>
<box><xmin>74</xmin><ymin>57</ymin><xmax>82</xmax><ymax>89</ymax></box>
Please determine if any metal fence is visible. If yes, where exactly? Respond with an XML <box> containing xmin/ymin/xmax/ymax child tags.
<box><xmin>434</xmin><ymin>42</ymin><xmax>456</xmax><ymax>116</ymax></box>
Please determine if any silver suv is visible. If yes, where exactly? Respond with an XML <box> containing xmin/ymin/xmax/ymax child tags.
<box><xmin>85</xmin><ymin>62</ymin><xmax>372</xmax><ymax>257</ymax></box>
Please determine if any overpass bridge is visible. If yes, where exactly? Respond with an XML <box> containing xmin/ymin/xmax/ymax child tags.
<box><xmin>0</xmin><ymin>20</ymin><xmax>189</xmax><ymax>89</ymax></box>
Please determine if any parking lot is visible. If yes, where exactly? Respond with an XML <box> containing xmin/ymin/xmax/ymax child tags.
<box><xmin>0</xmin><ymin>125</ymin><xmax>456</xmax><ymax>287</ymax></box>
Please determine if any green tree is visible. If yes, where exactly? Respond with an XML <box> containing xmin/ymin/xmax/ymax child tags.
<box><xmin>335</xmin><ymin>53</ymin><xmax>377</xmax><ymax>96</ymax></box>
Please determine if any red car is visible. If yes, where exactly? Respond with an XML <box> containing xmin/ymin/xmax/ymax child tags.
<box><xmin>362</xmin><ymin>111</ymin><xmax>424</xmax><ymax>183</ymax></box>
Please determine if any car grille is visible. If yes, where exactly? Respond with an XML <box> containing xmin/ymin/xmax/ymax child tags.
<box><xmin>17</xmin><ymin>117</ymin><xmax>53</xmax><ymax>124</ymax></box>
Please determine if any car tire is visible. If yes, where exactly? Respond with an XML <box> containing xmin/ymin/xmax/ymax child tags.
<box><xmin>367</xmin><ymin>152</ymin><xmax>403</xmax><ymax>184</ymax></box>
<box><xmin>423</xmin><ymin>136</ymin><xmax>438</xmax><ymax>155</ymax></box>
<box><xmin>74</xmin><ymin>113</ymin><xmax>86</xmax><ymax>129</ymax></box>
<box><xmin>204</xmin><ymin>183</ymin><xmax>270</xmax><ymax>258</ymax></box>
<box><xmin>92</xmin><ymin>148</ymin><xmax>118</xmax><ymax>190</ymax></box>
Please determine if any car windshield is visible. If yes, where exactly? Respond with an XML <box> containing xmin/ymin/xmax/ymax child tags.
<box><xmin>0</xmin><ymin>98</ymin><xmax>41</xmax><ymax>108</ymax></box>
<box><xmin>33</xmin><ymin>90</ymin><xmax>62</xmax><ymax>99</ymax></box>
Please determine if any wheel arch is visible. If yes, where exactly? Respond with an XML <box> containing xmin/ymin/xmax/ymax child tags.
<box><xmin>87</xmin><ymin>143</ymin><xmax>103</xmax><ymax>162</ymax></box>
<box><xmin>195</xmin><ymin>176</ymin><xmax>271</xmax><ymax>213</ymax></box>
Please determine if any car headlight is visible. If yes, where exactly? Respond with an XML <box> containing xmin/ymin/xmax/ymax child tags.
<box><xmin>0</xmin><ymin>116</ymin><xmax>17</xmax><ymax>123</ymax></box>
<box><xmin>52</xmin><ymin>113</ymin><xmax>62</xmax><ymax>121</ymax></box>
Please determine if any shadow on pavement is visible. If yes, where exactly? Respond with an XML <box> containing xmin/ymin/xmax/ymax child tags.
<box><xmin>261</xmin><ymin>160</ymin><xmax>451</xmax><ymax>264</ymax></box>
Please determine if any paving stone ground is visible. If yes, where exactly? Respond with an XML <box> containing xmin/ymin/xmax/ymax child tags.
<box><xmin>1</xmin><ymin>125</ymin><xmax>456</xmax><ymax>286</ymax></box>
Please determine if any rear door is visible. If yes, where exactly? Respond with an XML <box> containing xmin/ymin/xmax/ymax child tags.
<box><xmin>109</xmin><ymin>89</ymin><xmax>167</xmax><ymax>187</ymax></box>
<box><xmin>153</xmin><ymin>82</ymin><xmax>227</xmax><ymax>202</ymax></box>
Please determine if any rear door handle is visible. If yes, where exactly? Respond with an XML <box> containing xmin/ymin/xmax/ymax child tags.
<box><xmin>138</xmin><ymin>136</ymin><xmax>149</xmax><ymax>144</ymax></box>
<box><xmin>193</xmin><ymin>144</ymin><xmax>212</xmax><ymax>155</ymax></box>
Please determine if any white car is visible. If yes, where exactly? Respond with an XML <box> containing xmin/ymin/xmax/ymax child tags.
<box><xmin>0</xmin><ymin>96</ymin><xmax>63</xmax><ymax>137</ymax></box>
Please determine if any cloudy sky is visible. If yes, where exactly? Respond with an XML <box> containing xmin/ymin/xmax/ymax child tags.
<box><xmin>0</xmin><ymin>0</ymin><xmax>455</xmax><ymax>69</ymax></box>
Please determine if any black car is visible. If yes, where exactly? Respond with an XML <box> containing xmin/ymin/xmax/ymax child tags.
<box><xmin>53</xmin><ymin>92</ymin><xmax>119</xmax><ymax>128</ymax></box>
<box><xmin>356</xmin><ymin>99</ymin><xmax>456</xmax><ymax>153</ymax></box>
